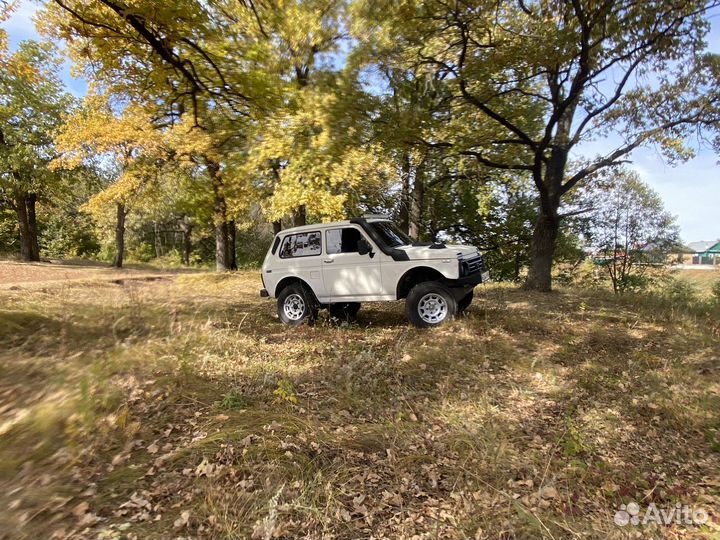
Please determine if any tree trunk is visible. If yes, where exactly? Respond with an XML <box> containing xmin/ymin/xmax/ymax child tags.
<box><xmin>398</xmin><ymin>154</ymin><xmax>411</xmax><ymax>233</ymax></box>
<box><xmin>181</xmin><ymin>217</ymin><xmax>192</xmax><ymax>266</ymax></box>
<box><xmin>272</xmin><ymin>220</ymin><xmax>282</xmax><ymax>235</ymax></box>
<box><xmin>408</xmin><ymin>172</ymin><xmax>425</xmax><ymax>241</ymax></box>
<box><xmin>228</xmin><ymin>220</ymin><xmax>237</xmax><ymax>270</ymax></box>
<box><xmin>207</xmin><ymin>157</ymin><xmax>231</xmax><ymax>272</ymax></box>
<box><xmin>153</xmin><ymin>221</ymin><xmax>163</xmax><ymax>259</ymax></box>
<box><xmin>214</xmin><ymin>221</ymin><xmax>229</xmax><ymax>272</ymax></box>
<box><xmin>293</xmin><ymin>205</ymin><xmax>306</xmax><ymax>227</ymax></box>
<box><xmin>524</xmin><ymin>127</ymin><xmax>572</xmax><ymax>292</ymax></box>
<box><xmin>26</xmin><ymin>193</ymin><xmax>40</xmax><ymax>261</ymax></box>
<box><xmin>524</xmin><ymin>206</ymin><xmax>560</xmax><ymax>292</ymax></box>
<box><xmin>514</xmin><ymin>250</ymin><xmax>522</xmax><ymax>281</ymax></box>
<box><xmin>14</xmin><ymin>190</ymin><xmax>40</xmax><ymax>262</ymax></box>
<box><xmin>114</xmin><ymin>202</ymin><xmax>126</xmax><ymax>268</ymax></box>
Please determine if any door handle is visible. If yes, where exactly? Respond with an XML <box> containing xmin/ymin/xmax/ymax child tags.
<box><xmin>323</xmin><ymin>258</ymin><xmax>334</xmax><ymax>263</ymax></box>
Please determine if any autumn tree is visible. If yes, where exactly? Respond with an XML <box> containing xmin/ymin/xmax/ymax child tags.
<box><xmin>0</xmin><ymin>41</ymin><xmax>75</xmax><ymax>261</ymax></box>
<box><xmin>53</xmin><ymin>95</ymin><xmax>165</xmax><ymax>267</ymax></box>
<box><xmin>351</xmin><ymin>2</ymin><xmax>546</xmax><ymax>245</ymax></box>
<box><xmin>356</xmin><ymin>0</ymin><xmax>720</xmax><ymax>291</ymax></box>
<box><xmin>39</xmin><ymin>0</ymin><xmax>268</xmax><ymax>271</ymax></box>
<box><xmin>241</xmin><ymin>0</ymin><xmax>393</xmax><ymax>227</ymax></box>
<box><xmin>365</xmin><ymin>67</ymin><xmax>455</xmax><ymax>239</ymax></box>
<box><xmin>586</xmin><ymin>167</ymin><xmax>679</xmax><ymax>294</ymax></box>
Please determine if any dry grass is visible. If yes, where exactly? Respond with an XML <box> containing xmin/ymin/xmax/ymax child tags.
<box><xmin>673</xmin><ymin>268</ymin><xmax>720</xmax><ymax>297</ymax></box>
<box><xmin>0</xmin><ymin>271</ymin><xmax>718</xmax><ymax>539</ymax></box>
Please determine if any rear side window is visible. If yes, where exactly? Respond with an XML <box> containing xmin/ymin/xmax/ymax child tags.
<box><xmin>271</xmin><ymin>236</ymin><xmax>281</xmax><ymax>255</ymax></box>
<box><xmin>279</xmin><ymin>231</ymin><xmax>321</xmax><ymax>258</ymax></box>
<box><xmin>326</xmin><ymin>228</ymin><xmax>362</xmax><ymax>254</ymax></box>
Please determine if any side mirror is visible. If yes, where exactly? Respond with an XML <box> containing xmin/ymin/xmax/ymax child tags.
<box><xmin>357</xmin><ymin>237</ymin><xmax>374</xmax><ymax>257</ymax></box>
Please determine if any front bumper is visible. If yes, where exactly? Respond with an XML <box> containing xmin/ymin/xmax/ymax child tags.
<box><xmin>454</xmin><ymin>269</ymin><xmax>490</xmax><ymax>287</ymax></box>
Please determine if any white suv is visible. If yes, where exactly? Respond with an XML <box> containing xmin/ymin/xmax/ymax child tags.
<box><xmin>260</xmin><ymin>216</ymin><xmax>489</xmax><ymax>327</ymax></box>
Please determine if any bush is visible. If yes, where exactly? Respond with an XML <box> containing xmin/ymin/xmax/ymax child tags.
<box><xmin>615</xmin><ymin>272</ymin><xmax>652</xmax><ymax>294</ymax></box>
<box><xmin>125</xmin><ymin>241</ymin><xmax>155</xmax><ymax>263</ymax></box>
<box><xmin>40</xmin><ymin>211</ymin><xmax>100</xmax><ymax>258</ymax></box>
<box><xmin>557</xmin><ymin>259</ymin><xmax>604</xmax><ymax>289</ymax></box>
<box><xmin>661</xmin><ymin>278</ymin><xmax>699</xmax><ymax>307</ymax></box>
<box><xmin>712</xmin><ymin>279</ymin><xmax>720</xmax><ymax>306</ymax></box>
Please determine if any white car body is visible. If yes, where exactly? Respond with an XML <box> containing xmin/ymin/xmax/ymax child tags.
<box><xmin>260</xmin><ymin>217</ymin><xmax>489</xmax><ymax>304</ymax></box>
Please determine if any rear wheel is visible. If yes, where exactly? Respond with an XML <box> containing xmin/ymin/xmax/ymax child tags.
<box><xmin>457</xmin><ymin>290</ymin><xmax>474</xmax><ymax>314</ymax></box>
<box><xmin>328</xmin><ymin>302</ymin><xmax>361</xmax><ymax>323</ymax></box>
<box><xmin>405</xmin><ymin>281</ymin><xmax>457</xmax><ymax>328</ymax></box>
<box><xmin>277</xmin><ymin>283</ymin><xmax>318</xmax><ymax>326</ymax></box>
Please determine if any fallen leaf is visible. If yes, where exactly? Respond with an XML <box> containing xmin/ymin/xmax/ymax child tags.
<box><xmin>173</xmin><ymin>510</ymin><xmax>190</xmax><ymax>529</ymax></box>
<box><xmin>72</xmin><ymin>501</ymin><xmax>89</xmax><ymax>517</ymax></box>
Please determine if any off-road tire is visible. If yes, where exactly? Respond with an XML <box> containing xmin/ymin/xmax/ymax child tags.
<box><xmin>328</xmin><ymin>302</ymin><xmax>361</xmax><ymax>323</ymax></box>
<box><xmin>277</xmin><ymin>283</ymin><xmax>318</xmax><ymax>326</ymax></box>
<box><xmin>405</xmin><ymin>281</ymin><xmax>457</xmax><ymax>328</ymax></box>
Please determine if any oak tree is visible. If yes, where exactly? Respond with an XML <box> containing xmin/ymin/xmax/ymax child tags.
<box><xmin>357</xmin><ymin>0</ymin><xmax>720</xmax><ymax>290</ymax></box>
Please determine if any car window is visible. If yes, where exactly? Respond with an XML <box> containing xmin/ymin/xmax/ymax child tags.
<box><xmin>270</xmin><ymin>236</ymin><xmax>281</xmax><ymax>255</ymax></box>
<box><xmin>279</xmin><ymin>231</ymin><xmax>321</xmax><ymax>258</ymax></box>
<box><xmin>370</xmin><ymin>221</ymin><xmax>413</xmax><ymax>248</ymax></box>
<box><xmin>326</xmin><ymin>228</ymin><xmax>362</xmax><ymax>254</ymax></box>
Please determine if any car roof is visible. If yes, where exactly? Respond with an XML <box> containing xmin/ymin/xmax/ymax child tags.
<box><xmin>277</xmin><ymin>217</ymin><xmax>390</xmax><ymax>236</ymax></box>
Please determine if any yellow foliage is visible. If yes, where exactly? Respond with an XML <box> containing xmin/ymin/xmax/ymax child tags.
<box><xmin>0</xmin><ymin>4</ymin><xmax>38</xmax><ymax>83</ymax></box>
<box><xmin>246</xmin><ymin>84</ymin><xmax>392</xmax><ymax>222</ymax></box>
<box><xmin>53</xmin><ymin>94</ymin><xmax>165</xmax><ymax>171</ymax></box>
<box><xmin>81</xmin><ymin>168</ymin><xmax>146</xmax><ymax>217</ymax></box>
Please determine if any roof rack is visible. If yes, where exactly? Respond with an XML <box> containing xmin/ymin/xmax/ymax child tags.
<box><xmin>361</xmin><ymin>213</ymin><xmax>390</xmax><ymax>220</ymax></box>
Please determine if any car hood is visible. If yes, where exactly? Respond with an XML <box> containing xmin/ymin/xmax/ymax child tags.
<box><xmin>396</xmin><ymin>244</ymin><xmax>480</xmax><ymax>260</ymax></box>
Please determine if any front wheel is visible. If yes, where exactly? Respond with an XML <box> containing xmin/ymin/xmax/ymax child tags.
<box><xmin>277</xmin><ymin>284</ymin><xmax>318</xmax><ymax>326</ymax></box>
<box><xmin>405</xmin><ymin>281</ymin><xmax>457</xmax><ymax>328</ymax></box>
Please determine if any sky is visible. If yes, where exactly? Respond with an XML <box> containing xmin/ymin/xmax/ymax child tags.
<box><xmin>2</xmin><ymin>2</ymin><xmax>719</xmax><ymax>243</ymax></box>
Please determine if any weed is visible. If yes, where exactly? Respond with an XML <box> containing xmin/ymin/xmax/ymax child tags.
<box><xmin>272</xmin><ymin>379</ymin><xmax>298</xmax><ymax>405</ymax></box>
<box><xmin>218</xmin><ymin>388</ymin><xmax>249</xmax><ymax>410</ymax></box>
<box><xmin>561</xmin><ymin>421</ymin><xmax>592</xmax><ymax>457</ymax></box>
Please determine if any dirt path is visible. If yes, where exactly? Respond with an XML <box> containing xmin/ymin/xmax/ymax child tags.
<box><xmin>0</xmin><ymin>260</ymin><xmax>200</xmax><ymax>289</ymax></box>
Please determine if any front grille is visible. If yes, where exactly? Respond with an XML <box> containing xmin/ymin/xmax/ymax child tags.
<box><xmin>461</xmin><ymin>255</ymin><xmax>485</xmax><ymax>275</ymax></box>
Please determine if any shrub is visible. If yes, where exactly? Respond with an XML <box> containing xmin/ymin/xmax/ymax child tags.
<box><xmin>273</xmin><ymin>379</ymin><xmax>298</xmax><ymax>405</ymax></box>
<box><xmin>712</xmin><ymin>279</ymin><xmax>720</xmax><ymax>306</ymax></box>
<box><xmin>218</xmin><ymin>388</ymin><xmax>249</xmax><ymax>410</ymax></box>
<box><xmin>615</xmin><ymin>272</ymin><xmax>652</xmax><ymax>294</ymax></box>
<box><xmin>661</xmin><ymin>278</ymin><xmax>699</xmax><ymax>309</ymax></box>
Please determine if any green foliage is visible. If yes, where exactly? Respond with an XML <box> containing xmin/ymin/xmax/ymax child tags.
<box><xmin>0</xmin><ymin>40</ymin><xmax>83</xmax><ymax>259</ymax></box>
<box><xmin>585</xmin><ymin>167</ymin><xmax>679</xmax><ymax>294</ymax></box>
<box><xmin>39</xmin><ymin>207</ymin><xmax>100</xmax><ymax>258</ymax></box>
<box><xmin>218</xmin><ymin>388</ymin><xmax>249</xmax><ymax>411</ymax></box>
<box><xmin>0</xmin><ymin>206</ymin><xmax>17</xmax><ymax>254</ymax></box>
<box><xmin>712</xmin><ymin>279</ymin><xmax>720</xmax><ymax>306</ymax></box>
<box><xmin>561</xmin><ymin>422</ymin><xmax>591</xmax><ymax>458</ymax></box>
<box><xmin>0</xmin><ymin>0</ymin><xmax>713</xmax><ymax>280</ymax></box>
<box><xmin>273</xmin><ymin>379</ymin><xmax>298</xmax><ymax>405</ymax></box>
<box><xmin>660</xmin><ymin>279</ymin><xmax>700</xmax><ymax>309</ymax></box>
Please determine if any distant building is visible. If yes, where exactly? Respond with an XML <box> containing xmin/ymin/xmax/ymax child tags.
<box><xmin>686</xmin><ymin>240</ymin><xmax>720</xmax><ymax>265</ymax></box>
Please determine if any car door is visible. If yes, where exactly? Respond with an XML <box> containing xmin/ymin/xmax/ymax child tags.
<box><xmin>322</xmin><ymin>226</ymin><xmax>383</xmax><ymax>298</ymax></box>
<box><xmin>276</xmin><ymin>230</ymin><xmax>325</xmax><ymax>297</ymax></box>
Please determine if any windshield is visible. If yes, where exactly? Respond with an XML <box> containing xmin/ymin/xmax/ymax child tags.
<box><xmin>370</xmin><ymin>221</ymin><xmax>413</xmax><ymax>248</ymax></box>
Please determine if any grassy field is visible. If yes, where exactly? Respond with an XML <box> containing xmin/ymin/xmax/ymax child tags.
<box><xmin>0</xmin><ymin>271</ymin><xmax>718</xmax><ymax>539</ymax></box>
<box><xmin>673</xmin><ymin>268</ymin><xmax>720</xmax><ymax>297</ymax></box>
